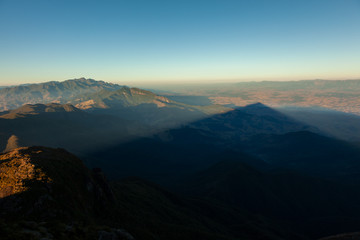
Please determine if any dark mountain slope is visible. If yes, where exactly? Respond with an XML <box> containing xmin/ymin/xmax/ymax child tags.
<box><xmin>88</xmin><ymin>136</ymin><xmax>231</xmax><ymax>184</ymax></box>
<box><xmin>241</xmin><ymin>131</ymin><xmax>360</xmax><ymax>181</ymax></box>
<box><xmin>0</xmin><ymin>103</ymin><xmax>144</xmax><ymax>154</ymax></box>
<box><xmin>181</xmin><ymin>160</ymin><xmax>360</xmax><ymax>239</ymax></box>
<box><xmin>0</xmin><ymin>147</ymin><xmax>302</xmax><ymax>240</ymax></box>
<box><xmin>87</xmin><ymin>103</ymin><xmax>360</xmax><ymax>185</ymax></box>
<box><xmin>278</xmin><ymin>107</ymin><xmax>360</xmax><ymax>142</ymax></box>
<box><xmin>86</xmin><ymin>103</ymin><xmax>338</xmax><ymax>184</ymax></box>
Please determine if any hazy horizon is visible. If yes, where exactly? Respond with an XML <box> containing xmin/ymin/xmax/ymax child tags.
<box><xmin>1</xmin><ymin>0</ymin><xmax>359</xmax><ymax>85</ymax></box>
<box><xmin>2</xmin><ymin>77</ymin><xmax>360</xmax><ymax>88</ymax></box>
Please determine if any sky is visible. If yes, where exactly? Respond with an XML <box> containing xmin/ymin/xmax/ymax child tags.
<box><xmin>0</xmin><ymin>0</ymin><xmax>359</xmax><ymax>85</ymax></box>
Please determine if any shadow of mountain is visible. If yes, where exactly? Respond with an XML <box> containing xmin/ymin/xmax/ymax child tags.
<box><xmin>180</xmin><ymin>159</ymin><xmax>360</xmax><ymax>239</ymax></box>
<box><xmin>84</xmin><ymin>102</ymin><xmax>360</xmax><ymax>187</ymax></box>
<box><xmin>278</xmin><ymin>107</ymin><xmax>360</xmax><ymax>142</ymax></box>
<box><xmin>0</xmin><ymin>109</ymin><xmax>144</xmax><ymax>155</ymax></box>
<box><xmin>186</xmin><ymin>102</ymin><xmax>320</xmax><ymax>140</ymax></box>
<box><xmin>84</xmin><ymin>103</ymin><xmax>322</xmax><ymax>182</ymax></box>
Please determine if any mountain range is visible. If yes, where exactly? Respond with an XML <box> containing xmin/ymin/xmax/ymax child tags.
<box><xmin>0</xmin><ymin>78</ymin><xmax>229</xmax><ymax>129</ymax></box>
<box><xmin>1</xmin><ymin>78</ymin><xmax>360</xmax><ymax>239</ymax></box>
<box><xmin>0</xmin><ymin>78</ymin><xmax>122</xmax><ymax>111</ymax></box>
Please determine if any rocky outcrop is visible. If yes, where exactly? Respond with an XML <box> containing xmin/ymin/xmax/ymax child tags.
<box><xmin>0</xmin><ymin>146</ymin><xmax>114</xmax><ymax>220</ymax></box>
<box><xmin>3</xmin><ymin>135</ymin><xmax>22</xmax><ymax>153</ymax></box>
<box><xmin>0</xmin><ymin>146</ymin><xmax>136</xmax><ymax>240</ymax></box>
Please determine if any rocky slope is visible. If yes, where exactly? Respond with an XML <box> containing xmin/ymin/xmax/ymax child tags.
<box><xmin>0</xmin><ymin>146</ymin><xmax>128</xmax><ymax>240</ymax></box>
<box><xmin>0</xmin><ymin>103</ymin><xmax>82</xmax><ymax>119</ymax></box>
<box><xmin>0</xmin><ymin>146</ymin><xmax>114</xmax><ymax>218</ymax></box>
<box><xmin>0</xmin><ymin>78</ymin><xmax>122</xmax><ymax>111</ymax></box>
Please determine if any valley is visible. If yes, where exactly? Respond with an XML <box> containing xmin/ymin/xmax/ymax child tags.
<box><xmin>154</xmin><ymin>80</ymin><xmax>360</xmax><ymax>115</ymax></box>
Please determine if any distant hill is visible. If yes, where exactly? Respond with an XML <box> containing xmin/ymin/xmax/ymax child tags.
<box><xmin>0</xmin><ymin>103</ymin><xmax>81</xmax><ymax>119</ymax></box>
<box><xmin>72</xmin><ymin>86</ymin><xmax>174</xmax><ymax>109</ymax></box>
<box><xmin>0</xmin><ymin>78</ymin><xmax>122</xmax><ymax>111</ymax></box>
<box><xmin>0</xmin><ymin>78</ymin><xmax>231</xmax><ymax>129</ymax></box>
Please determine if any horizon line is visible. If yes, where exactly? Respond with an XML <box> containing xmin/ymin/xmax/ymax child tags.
<box><xmin>2</xmin><ymin>77</ymin><xmax>360</xmax><ymax>87</ymax></box>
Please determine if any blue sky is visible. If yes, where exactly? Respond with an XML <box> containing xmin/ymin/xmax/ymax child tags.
<box><xmin>0</xmin><ymin>0</ymin><xmax>359</xmax><ymax>85</ymax></box>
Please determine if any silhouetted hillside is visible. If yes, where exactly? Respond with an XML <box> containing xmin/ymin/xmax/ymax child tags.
<box><xmin>180</xmin><ymin>160</ymin><xmax>360</xmax><ymax>238</ymax></box>
<box><xmin>0</xmin><ymin>147</ymin><xmax>302</xmax><ymax>240</ymax></box>
<box><xmin>0</xmin><ymin>104</ymin><xmax>144</xmax><ymax>154</ymax></box>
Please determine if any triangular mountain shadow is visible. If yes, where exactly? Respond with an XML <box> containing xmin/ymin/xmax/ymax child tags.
<box><xmin>84</xmin><ymin>102</ymin><xmax>329</xmax><ymax>184</ymax></box>
<box><xmin>181</xmin><ymin>102</ymin><xmax>320</xmax><ymax>140</ymax></box>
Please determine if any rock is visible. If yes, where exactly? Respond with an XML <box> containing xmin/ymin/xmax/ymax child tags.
<box><xmin>3</xmin><ymin>135</ymin><xmax>21</xmax><ymax>153</ymax></box>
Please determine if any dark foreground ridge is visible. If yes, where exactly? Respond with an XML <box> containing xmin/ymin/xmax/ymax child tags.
<box><xmin>0</xmin><ymin>146</ymin><xmax>302</xmax><ymax>240</ymax></box>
